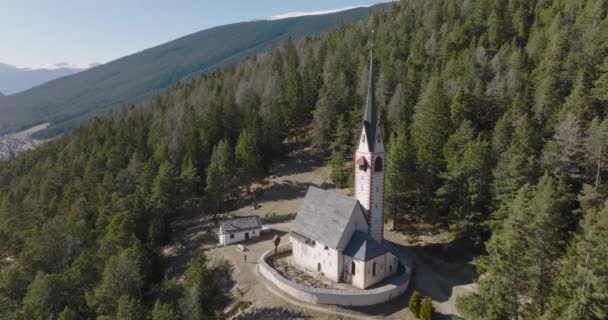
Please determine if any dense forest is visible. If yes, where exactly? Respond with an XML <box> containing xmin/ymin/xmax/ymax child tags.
<box><xmin>1</xmin><ymin>0</ymin><xmax>608</xmax><ymax>319</ymax></box>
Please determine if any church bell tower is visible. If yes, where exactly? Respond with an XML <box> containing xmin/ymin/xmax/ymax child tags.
<box><xmin>354</xmin><ymin>50</ymin><xmax>385</xmax><ymax>243</ymax></box>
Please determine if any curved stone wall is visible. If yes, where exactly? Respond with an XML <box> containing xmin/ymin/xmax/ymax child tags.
<box><xmin>259</xmin><ymin>243</ymin><xmax>411</xmax><ymax>307</ymax></box>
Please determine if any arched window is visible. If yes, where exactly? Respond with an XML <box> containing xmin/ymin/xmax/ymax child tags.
<box><xmin>351</xmin><ymin>261</ymin><xmax>356</xmax><ymax>275</ymax></box>
<box><xmin>372</xmin><ymin>262</ymin><xmax>377</xmax><ymax>276</ymax></box>
<box><xmin>357</xmin><ymin>157</ymin><xmax>368</xmax><ymax>172</ymax></box>
<box><xmin>362</xmin><ymin>134</ymin><xmax>366</xmax><ymax>143</ymax></box>
<box><xmin>318</xmin><ymin>263</ymin><xmax>322</xmax><ymax>272</ymax></box>
<box><xmin>374</xmin><ymin>157</ymin><xmax>383</xmax><ymax>172</ymax></box>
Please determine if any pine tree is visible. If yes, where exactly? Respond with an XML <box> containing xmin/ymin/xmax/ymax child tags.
<box><xmin>235</xmin><ymin>128</ymin><xmax>263</xmax><ymax>194</ymax></box>
<box><xmin>115</xmin><ymin>295</ymin><xmax>143</xmax><ymax>320</ymax></box>
<box><xmin>205</xmin><ymin>140</ymin><xmax>236</xmax><ymax>217</ymax></box>
<box><xmin>544</xmin><ymin>205</ymin><xmax>608</xmax><ymax>319</ymax></box>
<box><xmin>151</xmin><ymin>161</ymin><xmax>176</xmax><ymax>211</ymax></box>
<box><xmin>585</xmin><ymin>117</ymin><xmax>608</xmax><ymax>192</ymax></box>
<box><xmin>179</xmin><ymin>156</ymin><xmax>200</xmax><ymax>198</ymax></box>
<box><xmin>438</xmin><ymin>127</ymin><xmax>494</xmax><ymax>243</ymax></box>
<box><xmin>385</xmin><ymin>129</ymin><xmax>419</xmax><ymax>226</ymax></box>
<box><xmin>491</xmin><ymin>114</ymin><xmax>539</xmax><ymax>227</ymax></box>
<box><xmin>151</xmin><ymin>300</ymin><xmax>180</xmax><ymax>320</ymax></box>
<box><xmin>542</xmin><ymin>112</ymin><xmax>586</xmax><ymax>183</ymax></box>
<box><xmin>412</xmin><ymin>77</ymin><xmax>452</xmax><ymax>178</ymax></box>
<box><xmin>183</xmin><ymin>254</ymin><xmax>223</xmax><ymax>320</ymax></box>
<box><xmin>329</xmin><ymin>115</ymin><xmax>352</xmax><ymax>188</ymax></box>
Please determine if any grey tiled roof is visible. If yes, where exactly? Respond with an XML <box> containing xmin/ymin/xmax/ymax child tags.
<box><xmin>291</xmin><ymin>187</ymin><xmax>359</xmax><ymax>249</ymax></box>
<box><xmin>343</xmin><ymin>230</ymin><xmax>388</xmax><ymax>261</ymax></box>
<box><xmin>219</xmin><ymin>215</ymin><xmax>262</xmax><ymax>234</ymax></box>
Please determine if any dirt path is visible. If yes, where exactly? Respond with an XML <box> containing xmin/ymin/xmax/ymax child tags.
<box><xmin>161</xmin><ymin>146</ymin><xmax>477</xmax><ymax>319</ymax></box>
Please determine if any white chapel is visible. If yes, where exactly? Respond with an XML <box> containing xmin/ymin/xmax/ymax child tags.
<box><xmin>290</xmin><ymin>52</ymin><xmax>398</xmax><ymax>289</ymax></box>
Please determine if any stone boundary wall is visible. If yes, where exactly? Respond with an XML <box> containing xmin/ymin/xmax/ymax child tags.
<box><xmin>259</xmin><ymin>243</ymin><xmax>411</xmax><ymax>306</ymax></box>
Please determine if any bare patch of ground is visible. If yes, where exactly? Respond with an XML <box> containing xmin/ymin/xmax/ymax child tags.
<box><xmin>162</xmin><ymin>145</ymin><xmax>477</xmax><ymax>319</ymax></box>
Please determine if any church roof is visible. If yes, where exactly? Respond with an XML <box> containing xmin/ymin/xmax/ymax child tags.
<box><xmin>292</xmin><ymin>187</ymin><xmax>361</xmax><ymax>250</ymax></box>
<box><xmin>219</xmin><ymin>215</ymin><xmax>262</xmax><ymax>234</ymax></box>
<box><xmin>343</xmin><ymin>230</ymin><xmax>388</xmax><ymax>261</ymax></box>
<box><xmin>362</xmin><ymin>50</ymin><xmax>380</xmax><ymax>152</ymax></box>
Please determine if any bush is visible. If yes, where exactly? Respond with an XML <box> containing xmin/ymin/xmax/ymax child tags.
<box><xmin>408</xmin><ymin>290</ymin><xmax>421</xmax><ymax>317</ymax></box>
<box><xmin>420</xmin><ymin>296</ymin><xmax>434</xmax><ymax>320</ymax></box>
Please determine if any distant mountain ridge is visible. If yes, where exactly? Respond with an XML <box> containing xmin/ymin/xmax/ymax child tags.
<box><xmin>0</xmin><ymin>63</ymin><xmax>89</xmax><ymax>95</ymax></box>
<box><xmin>0</xmin><ymin>3</ymin><xmax>387</xmax><ymax>137</ymax></box>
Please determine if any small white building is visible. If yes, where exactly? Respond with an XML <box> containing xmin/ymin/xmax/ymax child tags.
<box><xmin>290</xmin><ymin>52</ymin><xmax>399</xmax><ymax>290</ymax></box>
<box><xmin>218</xmin><ymin>215</ymin><xmax>262</xmax><ymax>246</ymax></box>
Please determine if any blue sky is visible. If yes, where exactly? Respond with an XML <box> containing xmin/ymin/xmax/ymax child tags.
<box><xmin>1</xmin><ymin>0</ymin><xmax>388</xmax><ymax>69</ymax></box>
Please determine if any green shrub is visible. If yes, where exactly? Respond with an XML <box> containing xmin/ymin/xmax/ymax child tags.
<box><xmin>408</xmin><ymin>290</ymin><xmax>421</xmax><ymax>317</ymax></box>
<box><xmin>420</xmin><ymin>296</ymin><xmax>434</xmax><ymax>320</ymax></box>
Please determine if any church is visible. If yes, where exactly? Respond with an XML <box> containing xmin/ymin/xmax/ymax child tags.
<box><xmin>290</xmin><ymin>52</ymin><xmax>398</xmax><ymax>290</ymax></box>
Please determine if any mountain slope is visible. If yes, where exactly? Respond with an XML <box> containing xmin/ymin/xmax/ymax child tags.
<box><xmin>0</xmin><ymin>63</ymin><xmax>89</xmax><ymax>95</ymax></box>
<box><xmin>0</xmin><ymin>4</ymin><xmax>387</xmax><ymax>137</ymax></box>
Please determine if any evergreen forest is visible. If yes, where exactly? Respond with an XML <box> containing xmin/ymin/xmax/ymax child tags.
<box><xmin>1</xmin><ymin>0</ymin><xmax>608</xmax><ymax>319</ymax></box>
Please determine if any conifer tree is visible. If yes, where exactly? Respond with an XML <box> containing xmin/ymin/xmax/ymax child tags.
<box><xmin>491</xmin><ymin>114</ymin><xmax>538</xmax><ymax>226</ymax></box>
<box><xmin>412</xmin><ymin>77</ymin><xmax>452</xmax><ymax>178</ymax></box>
<box><xmin>329</xmin><ymin>115</ymin><xmax>352</xmax><ymax>188</ymax></box>
<box><xmin>115</xmin><ymin>295</ymin><xmax>144</xmax><ymax>320</ymax></box>
<box><xmin>235</xmin><ymin>128</ymin><xmax>263</xmax><ymax>194</ymax></box>
<box><xmin>151</xmin><ymin>300</ymin><xmax>180</xmax><ymax>320</ymax></box>
<box><xmin>179</xmin><ymin>156</ymin><xmax>200</xmax><ymax>198</ymax></box>
<box><xmin>204</xmin><ymin>140</ymin><xmax>235</xmax><ymax>217</ymax></box>
<box><xmin>151</xmin><ymin>161</ymin><xmax>176</xmax><ymax>211</ymax></box>
<box><xmin>183</xmin><ymin>254</ymin><xmax>223</xmax><ymax>320</ymax></box>
<box><xmin>542</xmin><ymin>112</ymin><xmax>586</xmax><ymax>183</ymax></box>
<box><xmin>386</xmin><ymin>129</ymin><xmax>419</xmax><ymax>225</ymax></box>
<box><xmin>544</xmin><ymin>205</ymin><xmax>608</xmax><ymax>319</ymax></box>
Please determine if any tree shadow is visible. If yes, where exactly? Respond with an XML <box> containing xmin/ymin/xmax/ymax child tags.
<box><xmin>345</xmin><ymin>286</ymin><xmax>451</xmax><ymax>320</ymax></box>
<box><xmin>261</xmin><ymin>212</ymin><xmax>297</xmax><ymax>224</ymax></box>
<box><xmin>268</xmin><ymin>146</ymin><xmax>324</xmax><ymax>179</ymax></box>
<box><xmin>233</xmin><ymin>307</ymin><xmax>311</xmax><ymax>319</ymax></box>
<box><xmin>260</xmin><ymin>181</ymin><xmax>336</xmax><ymax>203</ymax></box>
<box><xmin>210</xmin><ymin>258</ymin><xmax>237</xmax><ymax>306</ymax></box>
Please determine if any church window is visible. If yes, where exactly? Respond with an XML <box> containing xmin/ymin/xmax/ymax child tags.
<box><xmin>374</xmin><ymin>157</ymin><xmax>383</xmax><ymax>172</ymax></box>
<box><xmin>378</xmin><ymin>134</ymin><xmax>381</xmax><ymax>143</ymax></box>
<box><xmin>372</xmin><ymin>262</ymin><xmax>377</xmax><ymax>276</ymax></box>
<box><xmin>324</xmin><ymin>245</ymin><xmax>328</xmax><ymax>250</ymax></box>
<box><xmin>389</xmin><ymin>265</ymin><xmax>393</xmax><ymax>272</ymax></box>
<box><xmin>362</xmin><ymin>134</ymin><xmax>366</xmax><ymax>143</ymax></box>
<box><xmin>351</xmin><ymin>261</ymin><xmax>356</xmax><ymax>275</ymax></box>
<box><xmin>230</xmin><ymin>234</ymin><xmax>235</xmax><ymax>239</ymax></box>
<box><xmin>318</xmin><ymin>263</ymin><xmax>322</xmax><ymax>272</ymax></box>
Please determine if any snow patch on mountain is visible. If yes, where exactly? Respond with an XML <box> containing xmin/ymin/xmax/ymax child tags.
<box><xmin>266</xmin><ymin>4</ymin><xmax>375</xmax><ymax>20</ymax></box>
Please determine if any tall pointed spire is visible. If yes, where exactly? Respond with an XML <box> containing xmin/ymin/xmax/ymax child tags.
<box><xmin>363</xmin><ymin>38</ymin><xmax>378</xmax><ymax>152</ymax></box>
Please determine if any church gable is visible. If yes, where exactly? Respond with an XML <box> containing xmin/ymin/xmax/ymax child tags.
<box><xmin>335</xmin><ymin>203</ymin><xmax>369</xmax><ymax>250</ymax></box>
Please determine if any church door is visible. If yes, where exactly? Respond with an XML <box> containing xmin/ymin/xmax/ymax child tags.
<box><xmin>351</xmin><ymin>261</ymin><xmax>356</xmax><ymax>275</ymax></box>
<box><xmin>245</xmin><ymin>232</ymin><xmax>249</xmax><ymax>240</ymax></box>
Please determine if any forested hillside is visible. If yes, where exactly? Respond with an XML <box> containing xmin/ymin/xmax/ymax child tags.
<box><xmin>1</xmin><ymin>0</ymin><xmax>608</xmax><ymax>319</ymax></box>
<box><xmin>0</xmin><ymin>4</ymin><xmax>386</xmax><ymax>138</ymax></box>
